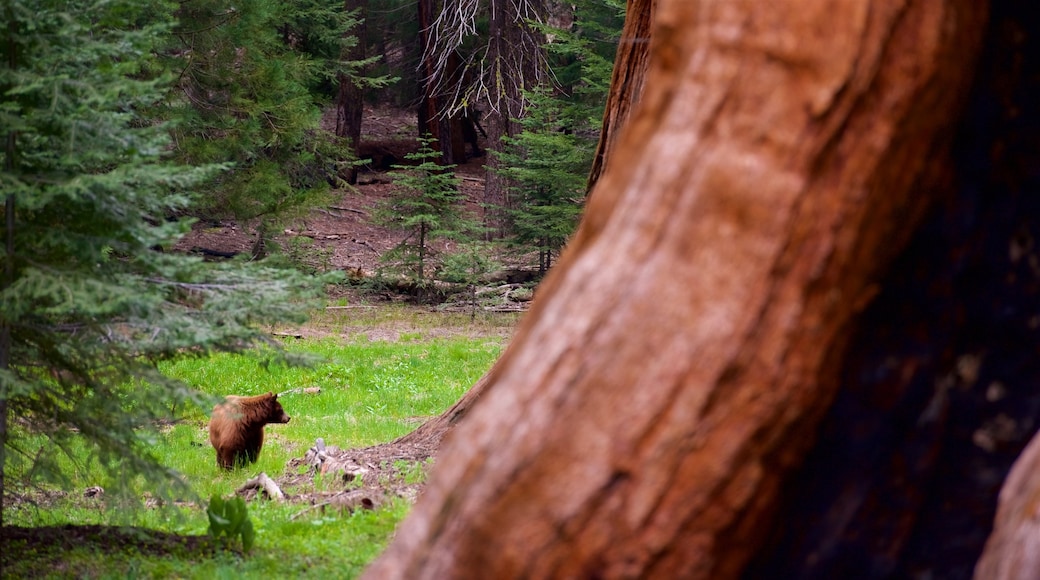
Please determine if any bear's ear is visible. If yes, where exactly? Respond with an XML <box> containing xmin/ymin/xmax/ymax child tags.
<box><xmin>269</xmin><ymin>391</ymin><xmax>277</xmax><ymax>399</ymax></box>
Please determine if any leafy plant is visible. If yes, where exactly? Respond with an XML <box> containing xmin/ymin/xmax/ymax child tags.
<box><xmin>207</xmin><ymin>494</ymin><xmax>256</xmax><ymax>552</ymax></box>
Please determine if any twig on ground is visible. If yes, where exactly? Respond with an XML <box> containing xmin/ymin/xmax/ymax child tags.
<box><xmin>329</xmin><ymin>206</ymin><xmax>368</xmax><ymax>215</ymax></box>
<box><xmin>289</xmin><ymin>501</ymin><xmax>332</xmax><ymax>521</ymax></box>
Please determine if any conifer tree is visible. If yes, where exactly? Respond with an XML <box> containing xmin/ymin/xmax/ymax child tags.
<box><xmin>542</xmin><ymin>0</ymin><xmax>625</xmax><ymax>129</ymax></box>
<box><xmin>494</xmin><ymin>85</ymin><xmax>589</xmax><ymax>273</ymax></box>
<box><xmin>0</xmin><ymin>0</ymin><xmax>330</xmax><ymax>522</ymax></box>
<box><xmin>374</xmin><ymin>137</ymin><xmax>475</xmax><ymax>290</ymax></box>
<box><xmin>156</xmin><ymin>0</ymin><xmax>362</xmax><ymax>255</ymax></box>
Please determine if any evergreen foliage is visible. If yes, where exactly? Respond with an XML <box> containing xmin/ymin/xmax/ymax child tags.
<box><xmin>542</xmin><ymin>0</ymin><xmax>625</xmax><ymax>128</ymax></box>
<box><xmin>280</xmin><ymin>0</ymin><xmax>396</xmax><ymax>98</ymax></box>
<box><xmin>374</xmin><ymin>137</ymin><xmax>476</xmax><ymax>288</ymax></box>
<box><xmin>494</xmin><ymin>85</ymin><xmax>590</xmax><ymax>273</ymax></box>
<box><xmin>0</xmin><ymin>0</ymin><xmax>331</xmax><ymax>519</ymax></box>
<box><xmin>440</xmin><ymin>241</ymin><xmax>501</xmax><ymax>316</ymax></box>
<box><xmin>155</xmin><ymin>0</ymin><xmax>361</xmax><ymax>245</ymax></box>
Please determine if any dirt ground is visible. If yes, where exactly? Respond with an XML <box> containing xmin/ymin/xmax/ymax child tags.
<box><xmin>1</xmin><ymin>105</ymin><xmax>501</xmax><ymax>560</ymax></box>
<box><xmin>175</xmin><ymin>104</ymin><xmax>491</xmax><ymax>280</ymax></box>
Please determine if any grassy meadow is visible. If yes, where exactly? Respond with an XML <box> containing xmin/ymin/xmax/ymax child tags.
<box><xmin>2</xmin><ymin>306</ymin><xmax>518</xmax><ymax>579</ymax></box>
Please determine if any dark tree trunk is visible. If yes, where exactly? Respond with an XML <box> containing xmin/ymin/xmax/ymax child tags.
<box><xmin>363</xmin><ymin>1</ymin><xmax>987</xmax><ymax>577</ymax></box>
<box><xmin>481</xmin><ymin>0</ymin><xmax>546</xmax><ymax>238</ymax></box>
<box><xmin>417</xmin><ymin>0</ymin><xmax>439</xmax><ymax>143</ymax></box>
<box><xmin>0</xmin><ymin>191</ymin><xmax>11</xmax><ymax>528</ymax></box>
<box><xmin>336</xmin><ymin>0</ymin><xmax>367</xmax><ymax>186</ymax></box>
<box><xmin>480</xmin><ymin>0</ymin><xmax>516</xmax><ymax>238</ymax></box>
<box><xmin>416</xmin><ymin>0</ymin><xmax>466</xmax><ymax>164</ymax></box>
<box><xmin>1</xmin><ymin>21</ymin><xmax>16</xmax><ymax>525</ymax></box>
<box><xmin>748</xmin><ymin>4</ymin><xmax>1040</xmax><ymax>576</ymax></box>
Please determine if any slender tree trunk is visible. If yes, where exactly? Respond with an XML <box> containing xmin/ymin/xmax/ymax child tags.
<box><xmin>418</xmin><ymin>222</ymin><xmax>427</xmax><ymax>282</ymax></box>
<box><xmin>0</xmin><ymin>191</ymin><xmax>11</xmax><ymax>529</ymax></box>
<box><xmin>362</xmin><ymin>0</ymin><xmax>985</xmax><ymax>577</ymax></box>
<box><xmin>1</xmin><ymin>14</ymin><xmax>17</xmax><ymax>526</ymax></box>
<box><xmin>586</xmin><ymin>0</ymin><xmax>655</xmax><ymax>193</ymax></box>
<box><xmin>336</xmin><ymin>0</ymin><xmax>367</xmax><ymax>185</ymax></box>
<box><xmin>417</xmin><ymin>0</ymin><xmax>439</xmax><ymax>143</ymax></box>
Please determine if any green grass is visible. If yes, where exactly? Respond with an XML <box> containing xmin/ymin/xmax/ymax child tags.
<box><xmin>3</xmin><ymin>311</ymin><xmax>510</xmax><ymax>579</ymax></box>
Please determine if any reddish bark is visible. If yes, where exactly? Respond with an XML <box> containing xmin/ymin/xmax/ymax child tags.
<box><xmin>586</xmin><ymin>0</ymin><xmax>656</xmax><ymax>192</ymax></box>
<box><xmin>364</xmin><ymin>1</ymin><xmax>987</xmax><ymax>578</ymax></box>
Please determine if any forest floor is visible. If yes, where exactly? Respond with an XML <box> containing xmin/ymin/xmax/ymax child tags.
<box><xmin>0</xmin><ymin>106</ymin><xmax>510</xmax><ymax>561</ymax></box>
<box><xmin>175</xmin><ymin>104</ymin><xmax>492</xmax><ymax>281</ymax></box>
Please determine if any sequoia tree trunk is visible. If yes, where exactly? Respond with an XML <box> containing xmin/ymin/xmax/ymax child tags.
<box><xmin>586</xmin><ymin>0</ymin><xmax>655</xmax><ymax>192</ymax></box>
<box><xmin>363</xmin><ymin>0</ymin><xmax>986</xmax><ymax>578</ymax></box>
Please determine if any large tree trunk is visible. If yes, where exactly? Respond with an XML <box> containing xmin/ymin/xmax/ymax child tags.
<box><xmin>586</xmin><ymin>0</ymin><xmax>655</xmax><ymax>192</ymax></box>
<box><xmin>336</xmin><ymin>0</ymin><xmax>367</xmax><ymax>185</ymax></box>
<box><xmin>363</xmin><ymin>1</ymin><xmax>986</xmax><ymax>578</ymax></box>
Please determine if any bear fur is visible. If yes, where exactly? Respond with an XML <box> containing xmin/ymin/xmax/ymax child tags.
<box><xmin>209</xmin><ymin>392</ymin><xmax>291</xmax><ymax>470</ymax></box>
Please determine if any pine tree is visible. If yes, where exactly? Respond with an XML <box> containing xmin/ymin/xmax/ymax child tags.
<box><xmin>494</xmin><ymin>85</ymin><xmax>589</xmax><ymax>273</ymax></box>
<box><xmin>542</xmin><ymin>0</ymin><xmax>625</xmax><ymax>129</ymax></box>
<box><xmin>156</xmin><ymin>0</ymin><xmax>362</xmax><ymax>255</ymax></box>
<box><xmin>440</xmin><ymin>241</ymin><xmax>500</xmax><ymax>317</ymax></box>
<box><xmin>0</xmin><ymin>0</ymin><xmax>330</xmax><ymax>522</ymax></box>
<box><xmin>374</xmin><ymin>137</ymin><xmax>475</xmax><ymax>291</ymax></box>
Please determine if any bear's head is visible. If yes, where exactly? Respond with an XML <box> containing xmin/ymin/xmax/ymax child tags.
<box><xmin>265</xmin><ymin>392</ymin><xmax>291</xmax><ymax>424</ymax></box>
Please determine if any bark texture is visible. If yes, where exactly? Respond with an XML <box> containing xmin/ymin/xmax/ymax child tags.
<box><xmin>586</xmin><ymin>0</ymin><xmax>655</xmax><ymax>192</ymax></box>
<box><xmin>746</xmin><ymin>2</ymin><xmax>1040</xmax><ymax>576</ymax></box>
<box><xmin>364</xmin><ymin>0</ymin><xmax>985</xmax><ymax>578</ymax></box>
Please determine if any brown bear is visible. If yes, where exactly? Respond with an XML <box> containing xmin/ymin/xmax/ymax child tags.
<box><xmin>209</xmin><ymin>392</ymin><xmax>291</xmax><ymax>470</ymax></box>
